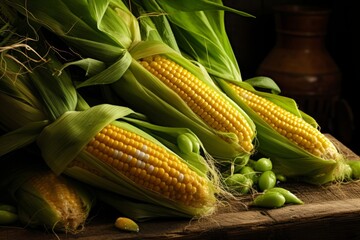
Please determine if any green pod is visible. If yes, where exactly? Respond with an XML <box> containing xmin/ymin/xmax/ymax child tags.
<box><xmin>252</xmin><ymin>191</ymin><xmax>286</xmax><ymax>208</ymax></box>
<box><xmin>253</xmin><ymin>158</ymin><xmax>272</xmax><ymax>172</ymax></box>
<box><xmin>177</xmin><ymin>134</ymin><xmax>194</xmax><ymax>154</ymax></box>
<box><xmin>258</xmin><ymin>171</ymin><xmax>277</xmax><ymax>191</ymax></box>
<box><xmin>183</xmin><ymin>133</ymin><xmax>201</xmax><ymax>154</ymax></box>
<box><xmin>265</xmin><ymin>187</ymin><xmax>304</xmax><ymax>204</ymax></box>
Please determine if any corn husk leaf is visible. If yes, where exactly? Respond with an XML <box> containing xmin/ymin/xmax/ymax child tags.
<box><xmin>0</xmin><ymin>31</ymin><xmax>49</xmax><ymax>155</ymax></box>
<box><xmin>135</xmin><ymin>0</ymin><xmax>254</xmax><ymax>81</ymax></box>
<box><xmin>129</xmin><ymin>0</ymin><xmax>180</xmax><ymax>52</ymax></box>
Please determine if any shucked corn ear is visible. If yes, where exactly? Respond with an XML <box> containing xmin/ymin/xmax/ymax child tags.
<box><xmin>39</xmin><ymin>107</ymin><xmax>222</xmax><ymax>218</ymax></box>
<box><xmin>229</xmin><ymin>83</ymin><xmax>338</xmax><ymax>159</ymax></box>
<box><xmin>83</xmin><ymin>123</ymin><xmax>214</xmax><ymax>208</ymax></box>
<box><xmin>0</xmin><ymin>152</ymin><xmax>93</xmax><ymax>233</ymax></box>
<box><xmin>219</xmin><ymin>80</ymin><xmax>350</xmax><ymax>184</ymax></box>
<box><xmin>112</xmin><ymin>47</ymin><xmax>256</xmax><ymax>166</ymax></box>
<box><xmin>138</xmin><ymin>54</ymin><xmax>254</xmax><ymax>153</ymax></box>
<box><xmin>4</xmin><ymin>0</ymin><xmax>256</xmax><ymax>165</ymax></box>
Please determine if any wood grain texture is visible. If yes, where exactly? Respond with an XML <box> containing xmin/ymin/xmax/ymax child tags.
<box><xmin>1</xmin><ymin>135</ymin><xmax>359</xmax><ymax>240</ymax></box>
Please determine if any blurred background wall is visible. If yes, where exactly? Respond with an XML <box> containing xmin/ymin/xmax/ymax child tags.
<box><xmin>223</xmin><ymin>0</ymin><xmax>359</xmax><ymax>155</ymax></box>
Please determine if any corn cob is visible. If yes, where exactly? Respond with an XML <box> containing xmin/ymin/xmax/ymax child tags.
<box><xmin>229</xmin><ymin>83</ymin><xmax>338</xmax><ymax>159</ymax></box>
<box><xmin>139</xmin><ymin>54</ymin><xmax>254</xmax><ymax>153</ymax></box>
<box><xmin>0</xmin><ymin>153</ymin><xmax>93</xmax><ymax>234</ymax></box>
<box><xmin>218</xmin><ymin>80</ymin><xmax>353</xmax><ymax>184</ymax></box>
<box><xmin>18</xmin><ymin>170</ymin><xmax>92</xmax><ymax>233</ymax></box>
<box><xmin>83</xmin><ymin>123</ymin><xmax>214</xmax><ymax>208</ymax></box>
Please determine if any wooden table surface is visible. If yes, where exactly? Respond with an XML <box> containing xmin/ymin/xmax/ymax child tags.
<box><xmin>1</xmin><ymin>136</ymin><xmax>360</xmax><ymax>240</ymax></box>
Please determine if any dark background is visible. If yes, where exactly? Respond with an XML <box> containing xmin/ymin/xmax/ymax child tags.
<box><xmin>223</xmin><ymin>0</ymin><xmax>359</xmax><ymax>155</ymax></box>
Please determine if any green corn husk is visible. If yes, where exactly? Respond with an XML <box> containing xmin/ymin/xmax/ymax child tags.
<box><xmin>132</xmin><ymin>0</ymin><xmax>254</xmax><ymax>81</ymax></box>
<box><xmin>0</xmin><ymin>18</ymin><xmax>225</xmax><ymax>218</ymax></box>
<box><xmin>134</xmin><ymin>0</ymin><xmax>356</xmax><ymax>184</ymax></box>
<box><xmin>4</xmin><ymin>0</ymin><xmax>256</xmax><ymax>167</ymax></box>
<box><xmin>0</xmin><ymin>151</ymin><xmax>94</xmax><ymax>233</ymax></box>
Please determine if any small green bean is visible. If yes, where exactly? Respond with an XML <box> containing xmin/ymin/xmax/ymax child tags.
<box><xmin>252</xmin><ymin>191</ymin><xmax>286</xmax><ymax>208</ymax></box>
<box><xmin>177</xmin><ymin>134</ymin><xmax>193</xmax><ymax>154</ymax></box>
<box><xmin>265</xmin><ymin>187</ymin><xmax>304</xmax><ymax>204</ymax></box>
<box><xmin>254</xmin><ymin>158</ymin><xmax>272</xmax><ymax>172</ymax></box>
<box><xmin>258</xmin><ymin>170</ymin><xmax>276</xmax><ymax>191</ymax></box>
<box><xmin>183</xmin><ymin>133</ymin><xmax>200</xmax><ymax>153</ymax></box>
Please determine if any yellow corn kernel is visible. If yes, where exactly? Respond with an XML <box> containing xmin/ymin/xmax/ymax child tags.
<box><xmin>230</xmin><ymin>84</ymin><xmax>338</xmax><ymax>159</ymax></box>
<box><xmin>28</xmin><ymin>171</ymin><xmax>88</xmax><ymax>232</ymax></box>
<box><xmin>85</xmin><ymin>123</ymin><xmax>214</xmax><ymax>208</ymax></box>
<box><xmin>139</xmin><ymin>55</ymin><xmax>254</xmax><ymax>153</ymax></box>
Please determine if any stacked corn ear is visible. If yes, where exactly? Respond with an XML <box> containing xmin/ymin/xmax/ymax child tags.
<box><xmin>4</xmin><ymin>0</ymin><xmax>257</xmax><ymax>168</ymax></box>
<box><xmin>0</xmin><ymin>151</ymin><xmax>94</xmax><ymax>233</ymax></box>
<box><xmin>219</xmin><ymin>80</ymin><xmax>353</xmax><ymax>184</ymax></box>
<box><xmin>0</xmin><ymin>23</ymin><xmax>223</xmax><ymax>219</ymax></box>
<box><xmin>40</xmin><ymin>107</ymin><xmax>224</xmax><ymax>217</ymax></box>
<box><xmin>136</xmin><ymin>0</ymin><xmax>357</xmax><ymax>184</ymax></box>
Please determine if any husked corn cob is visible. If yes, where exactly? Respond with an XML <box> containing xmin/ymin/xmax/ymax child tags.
<box><xmin>0</xmin><ymin>151</ymin><xmax>93</xmax><ymax>234</ymax></box>
<box><xmin>230</xmin><ymin>83</ymin><xmax>338</xmax><ymax>159</ymax></box>
<box><xmin>83</xmin><ymin>123</ymin><xmax>213</xmax><ymax>208</ymax></box>
<box><xmin>139</xmin><ymin>55</ymin><xmax>254</xmax><ymax>153</ymax></box>
<box><xmin>24</xmin><ymin>171</ymin><xmax>90</xmax><ymax>232</ymax></box>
